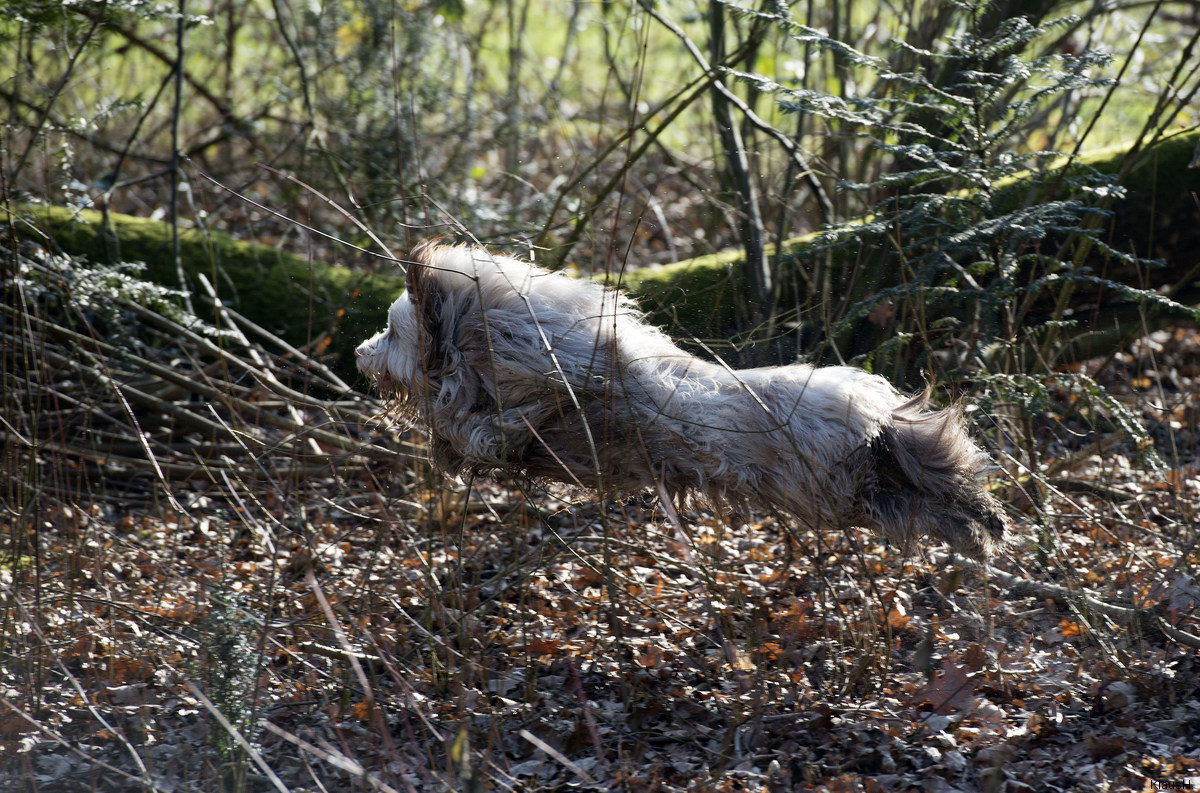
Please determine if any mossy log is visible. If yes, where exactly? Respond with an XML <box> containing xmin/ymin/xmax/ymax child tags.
<box><xmin>10</xmin><ymin>130</ymin><xmax>1199</xmax><ymax>382</ymax></box>
<box><xmin>11</xmin><ymin>204</ymin><xmax>405</xmax><ymax>385</ymax></box>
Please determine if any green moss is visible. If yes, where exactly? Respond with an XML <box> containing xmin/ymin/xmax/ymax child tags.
<box><xmin>613</xmin><ymin>249</ymin><xmax>743</xmax><ymax>335</ymax></box>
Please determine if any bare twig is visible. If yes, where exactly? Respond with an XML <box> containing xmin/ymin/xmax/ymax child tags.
<box><xmin>934</xmin><ymin>552</ymin><xmax>1200</xmax><ymax>649</ymax></box>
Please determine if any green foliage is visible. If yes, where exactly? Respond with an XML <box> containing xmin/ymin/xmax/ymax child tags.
<box><xmin>0</xmin><ymin>0</ymin><xmax>162</xmax><ymax>36</ymax></box>
<box><xmin>11</xmin><ymin>245</ymin><xmax>225</xmax><ymax>347</ymax></box>
<box><xmin>734</xmin><ymin>1</ymin><xmax>1200</xmax><ymax>470</ymax></box>
<box><xmin>738</xmin><ymin>9</ymin><xmax>1114</xmax><ymax>359</ymax></box>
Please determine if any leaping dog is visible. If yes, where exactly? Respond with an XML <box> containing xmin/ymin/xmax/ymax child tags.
<box><xmin>356</xmin><ymin>241</ymin><xmax>1010</xmax><ymax>559</ymax></box>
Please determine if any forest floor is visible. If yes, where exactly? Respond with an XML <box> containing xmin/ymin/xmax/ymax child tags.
<box><xmin>2</xmin><ymin>324</ymin><xmax>1199</xmax><ymax>793</ymax></box>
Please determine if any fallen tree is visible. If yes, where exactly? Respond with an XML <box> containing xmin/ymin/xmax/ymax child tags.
<box><xmin>8</xmin><ymin>129</ymin><xmax>1199</xmax><ymax>382</ymax></box>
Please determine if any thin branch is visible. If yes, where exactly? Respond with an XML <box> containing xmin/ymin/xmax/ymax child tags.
<box><xmin>934</xmin><ymin>552</ymin><xmax>1200</xmax><ymax>650</ymax></box>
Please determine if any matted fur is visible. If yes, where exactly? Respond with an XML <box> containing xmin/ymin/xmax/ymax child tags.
<box><xmin>356</xmin><ymin>241</ymin><xmax>1010</xmax><ymax>559</ymax></box>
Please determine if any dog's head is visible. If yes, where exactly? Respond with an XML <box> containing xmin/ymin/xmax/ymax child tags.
<box><xmin>354</xmin><ymin>241</ymin><xmax>450</xmax><ymax>402</ymax></box>
<box><xmin>354</xmin><ymin>287</ymin><xmax>418</xmax><ymax>399</ymax></box>
<box><xmin>356</xmin><ymin>241</ymin><xmax>572</xmax><ymax>473</ymax></box>
<box><xmin>356</xmin><ymin>241</ymin><xmax>680</xmax><ymax>476</ymax></box>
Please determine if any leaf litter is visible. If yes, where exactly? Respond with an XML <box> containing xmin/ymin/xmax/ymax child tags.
<box><xmin>1</xmin><ymin>245</ymin><xmax>1198</xmax><ymax>791</ymax></box>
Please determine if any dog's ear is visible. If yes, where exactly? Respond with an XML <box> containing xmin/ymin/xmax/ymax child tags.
<box><xmin>406</xmin><ymin>243</ymin><xmax>450</xmax><ymax>375</ymax></box>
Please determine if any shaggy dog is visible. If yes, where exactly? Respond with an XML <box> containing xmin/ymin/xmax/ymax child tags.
<box><xmin>356</xmin><ymin>241</ymin><xmax>1010</xmax><ymax>560</ymax></box>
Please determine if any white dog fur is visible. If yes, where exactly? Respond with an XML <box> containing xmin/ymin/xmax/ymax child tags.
<box><xmin>356</xmin><ymin>241</ymin><xmax>1010</xmax><ymax>559</ymax></box>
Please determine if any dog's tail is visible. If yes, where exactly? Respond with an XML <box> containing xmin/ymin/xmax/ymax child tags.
<box><xmin>867</xmin><ymin>393</ymin><xmax>1010</xmax><ymax>560</ymax></box>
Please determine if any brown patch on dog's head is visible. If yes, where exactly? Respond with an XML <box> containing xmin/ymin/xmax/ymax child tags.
<box><xmin>407</xmin><ymin>240</ymin><xmax>450</xmax><ymax>376</ymax></box>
